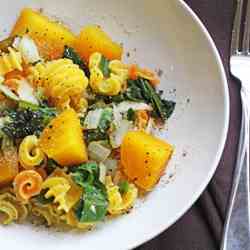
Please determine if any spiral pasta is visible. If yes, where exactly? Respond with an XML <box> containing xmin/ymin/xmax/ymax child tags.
<box><xmin>106</xmin><ymin>176</ymin><xmax>138</xmax><ymax>215</ymax></box>
<box><xmin>51</xmin><ymin>169</ymin><xmax>82</xmax><ymax>205</ymax></box>
<box><xmin>0</xmin><ymin>200</ymin><xmax>18</xmax><ymax>225</ymax></box>
<box><xmin>89</xmin><ymin>52</ymin><xmax>124</xmax><ymax>95</ymax></box>
<box><xmin>0</xmin><ymin>193</ymin><xmax>28</xmax><ymax>223</ymax></box>
<box><xmin>28</xmin><ymin>58</ymin><xmax>89</xmax><ymax>108</ymax></box>
<box><xmin>19</xmin><ymin>135</ymin><xmax>45</xmax><ymax>169</ymax></box>
<box><xmin>31</xmin><ymin>203</ymin><xmax>63</xmax><ymax>226</ymax></box>
<box><xmin>41</xmin><ymin>170</ymin><xmax>82</xmax><ymax>213</ymax></box>
<box><xmin>0</xmin><ymin>47</ymin><xmax>23</xmax><ymax>76</ymax></box>
<box><xmin>14</xmin><ymin>170</ymin><xmax>43</xmax><ymax>203</ymax></box>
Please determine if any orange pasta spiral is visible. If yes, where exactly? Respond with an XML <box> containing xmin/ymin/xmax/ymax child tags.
<box><xmin>14</xmin><ymin>170</ymin><xmax>43</xmax><ymax>203</ymax></box>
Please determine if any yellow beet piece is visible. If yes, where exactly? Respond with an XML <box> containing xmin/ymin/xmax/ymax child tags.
<box><xmin>39</xmin><ymin>108</ymin><xmax>88</xmax><ymax>166</ymax></box>
<box><xmin>74</xmin><ymin>25</ymin><xmax>123</xmax><ymax>61</ymax></box>
<box><xmin>11</xmin><ymin>8</ymin><xmax>76</xmax><ymax>60</ymax></box>
<box><xmin>121</xmin><ymin>131</ymin><xmax>173</xmax><ymax>191</ymax></box>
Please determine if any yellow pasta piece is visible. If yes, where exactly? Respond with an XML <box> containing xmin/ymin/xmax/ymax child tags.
<box><xmin>89</xmin><ymin>67</ymin><xmax>104</xmax><ymax>91</ymax></box>
<box><xmin>88</xmin><ymin>52</ymin><xmax>123</xmax><ymax>96</ymax></box>
<box><xmin>0</xmin><ymin>47</ymin><xmax>22</xmax><ymax>76</ymax></box>
<box><xmin>89</xmin><ymin>52</ymin><xmax>102</xmax><ymax>69</ymax></box>
<box><xmin>106</xmin><ymin>176</ymin><xmax>138</xmax><ymax>215</ymax></box>
<box><xmin>101</xmin><ymin>73</ymin><xmax>123</xmax><ymax>95</ymax></box>
<box><xmin>31</xmin><ymin>205</ymin><xmax>54</xmax><ymax>226</ymax></box>
<box><xmin>0</xmin><ymin>193</ymin><xmax>28</xmax><ymax>222</ymax></box>
<box><xmin>28</xmin><ymin>58</ymin><xmax>88</xmax><ymax>109</ymax></box>
<box><xmin>41</xmin><ymin>175</ymin><xmax>81</xmax><ymax>213</ymax></box>
<box><xmin>14</xmin><ymin>170</ymin><xmax>43</xmax><ymax>203</ymax></box>
<box><xmin>0</xmin><ymin>200</ymin><xmax>18</xmax><ymax>225</ymax></box>
<box><xmin>19</xmin><ymin>135</ymin><xmax>45</xmax><ymax>169</ymax></box>
<box><xmin>50</xmin><ymin>169</ymin><xmax>82</xmax><ymax>212</ymax></box>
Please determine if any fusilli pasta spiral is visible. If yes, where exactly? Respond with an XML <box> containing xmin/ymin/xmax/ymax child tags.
<box><xmin>0</xmin><ymin>47</ymin><xmax>23</xmax><ymax>76</ymax></box>
<box><xmin>28</xmin><ymin>58</ymin><xmax>88</xmax><ymax>109</ymax></box>
<box><xmin>14</xmin><ymin>170</ymin><xmax>43</xmax><ymax>203</ymax></box>
<box><xmin>31</xmin><ymin>205</ymin><xmax>53</xmax><ymax>226</ymax></box>
<box><xmin>19</xmin><ymin>135</ymin><xmax>45</xmax><ymax>169</ymax></box>
<box><xmin>0</xmin><ymin>200</ymin><xmax>18</xmax><ymax>225</ymax></box>
<box><xmin>50</xmin><ymin>168</ymin><xmax>82</xmax><ymax>212</ymax></box>
<box><xmin>41</xmin><ymin>171</ymin><xmax>81</xmax><ymax>213</ymax></box>
<box><xmin>106</xmin><ymin>176</ymin><xmax>138</xmax><ymax>215</ymax></box>
<box><xmin>0</xmin><ymin>192</ymin><xmax>28</xmax><ymax>223</ymax></box>
<box><xmin>89</xmin><ymin>52</ymin><xmax>125</xmax><ymax>96</ymax></box>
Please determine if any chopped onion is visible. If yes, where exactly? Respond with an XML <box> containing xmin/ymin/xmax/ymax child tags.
<box><xmin>103</xmin><ymin>158</ymin><xmax>118</xmax><ymax>175</ymax></box>
<box><xmin>88</xmin><ymin>141</ymin><xmax>111</xmax><ymax>162</ymax></box>
<box><xmin>112</xmin><ymin>101</ymin><xmax>151</xmax><ymax>128</ymax></box>
<box><xmin>115</xmin><ymin>101</ymin><xmax>152</xmax><ymax>113</ymax></box>
<box><xmin>145</xmin><ymin>118</ymin><xmax>154</xmax><ymax>134</ymax></box>
<box><xmin>84</xmin><ymin>109</ymin><xmax>103</xmax><ymax>130</ymax></box>
<box><xmin>110</xmin><ymin>120</ymin><xmax>133</xmax><ymax>148</ymax></box>
<box><xmin>0</xmin><ymin>85</ymin><xmax>19</xmax><ymax>101</ymax></box>
<box><xmin>99</xmin><ymin>162</ymin><xmax>107</xmax><ymax>184</ymax></box>
<box><xmin>17</xmin><ymin>79</ymin><xmax>39</xmax><ymax>105</ymax></box>
<box><xmin>14</xmin><ymin>35</ymin><xmax>41</xmax><ymax>64</ymax></box>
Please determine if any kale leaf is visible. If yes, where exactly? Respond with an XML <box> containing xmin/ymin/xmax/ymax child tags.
<box><xmin>71</xmin><ymin>162</ymin><xmax>108</xmax><ymax>223</ymax></box>
<box><xmin>75</xmin><ymin>184</ymin><xmax>108</xmax><ymax>223</ymax></box>
<box><xmin>2</xmin><ymin>105</ymin><xmax>57</xmax><ymax>139</ymax></box>
<box><xmin>95</xmin><ymin>78</ymin><xmax>176</xmax><ymax>122</ymax></box>
<box><xmin>99</xmin><ymin>56</ymin><xmax>110</xmax><ymax>78</ymax></box>
<box><xmin>34</xmin><ymin>189</ymin><xmax>54</xmax><ymax>205</ymax></box>
<box><xmin>127</xmin><ymin>108</ymin><xmax>136</xmax><ymax>121</ymax></box>
<box><xmin>85</xmin><ymin>130</ymin><xmax>109</xmax><ymax>144</ymax></box>
<box><xmin>118</xmin><ymin>180</ymin><xmax>129</xmax><ymax>195</ymax></box>
<box><xmin>63</xmin><ymin>46</ymin><xmax>90</xmax><ymax>78</ymax></box>
<box><xmin>98</xmin><ymin>108</ymin><xmax>113</xmax><ymax>133</ymax></box>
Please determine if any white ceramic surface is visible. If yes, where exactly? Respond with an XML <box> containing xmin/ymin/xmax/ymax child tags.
<box><xmin>0</xmin><ymin>1</ymin><xmax>229</xmax><ymax>249</ymax></box>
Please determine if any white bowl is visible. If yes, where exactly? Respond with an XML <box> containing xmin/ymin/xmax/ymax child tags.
<box><xmin>0</xmin><ymin>0</ymin><xmax>229</xmax><ymax>249</ymax></box>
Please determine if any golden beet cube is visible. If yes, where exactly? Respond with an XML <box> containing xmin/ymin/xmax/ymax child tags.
<box><xmin>121</xmin><ymin>131</ymin><xmax>173</xmax><ymax>191</ymax></box>
<box><xmin>39</xmin><ymin>108</ymin><xmax>88</xmax><ymax>166</ymax></box>
<box><xmin>11</xmin><ymin>8</ymin><xmax>76</xmax><ymax>60</ymax></box>
<box><xmin>74</xmin><ymin>25</ymin><xmax>123</xmax><ymax>61</ymax></box>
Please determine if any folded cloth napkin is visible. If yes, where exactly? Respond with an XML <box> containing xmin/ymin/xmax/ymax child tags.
<box><xmin>137</xmin><ymin>1</ymin><xmax>241</xmax><ymax>249</ymax></box>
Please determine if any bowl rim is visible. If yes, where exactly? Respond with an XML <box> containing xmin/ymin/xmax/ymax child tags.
<box><xmin>128</xmin><ymin>0</ymin><xmax>230</xmax><ymax>249</ymax></box>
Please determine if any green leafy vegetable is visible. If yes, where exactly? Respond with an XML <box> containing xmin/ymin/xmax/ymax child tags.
<box><xmin>118</xmin><ymin>180</ymin><xmax>129</xmax><ymax>195</ymax></box>
<box><xmin>2</xmin><ymin>105</ymin><xmax>57</xmax><ymax>139</ymax></box>
<box><xmin>71</xmin><ymin>162</ymin><xmax>108</xmax><ymax>223</ymax></box>
<box><xmin>75</xmin><ymin>184</ymin><xmax>108</xmax><ymax>223</ymax></box>
<box><xmin>71</xmin><ymin>162</ymin><xmax>100</xmax><ymax>185</ymax></box>
<box><xmin>84</xmin><ymin>107</ymin><xmax>112</xmax><ymax>144</ymax></box>
<box><xmin>98</xmin><ymin>108</ymin><xmax>113</xmax><ymax>132</ymax></box>
<box><xmin>85</xmin><ymin>130</ymin><xmax>109</xmax><ymax>144</ymax></box>
<box><xmin>96</xmin><ymin>78</ymin><xmax>175</xmax><ymax>122</ymax></box>
<box><xmin>127</xmin><ymin>108</ymin><xmax>136</xmax><ymax>121</ymax></box>
<box><xmin>99</xmin><ymin>56</ymin><xmax>110</xmax><ymax>78</ymax></box>
<box><xmin>34</xmin><ymin>189</ymin><xmax>54</xmax><ymax>205</ymax></box>
<box><xmin>63</xmin><ymin>46</ymin><xmax>90</xmax><ymax>78</ymax></box>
